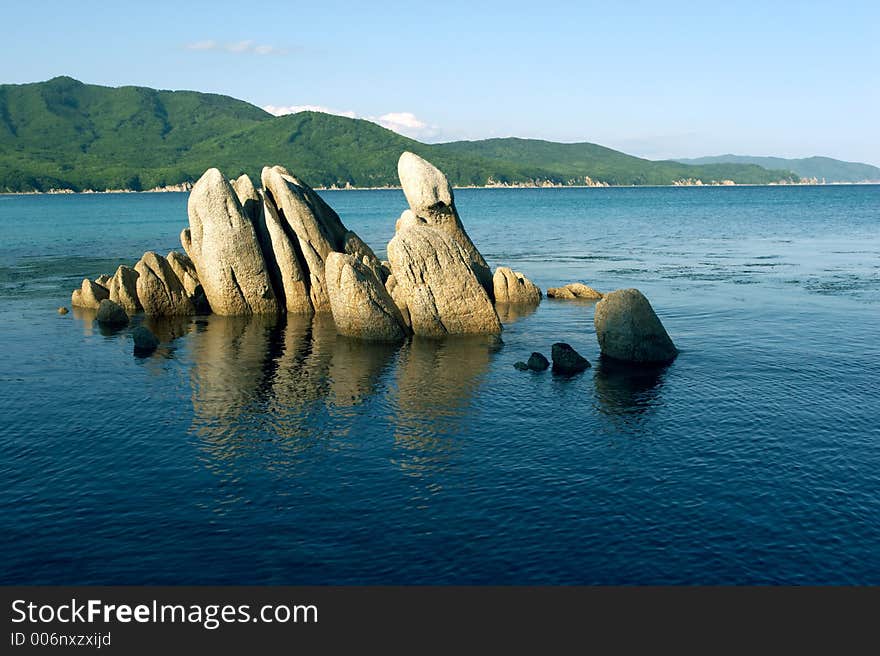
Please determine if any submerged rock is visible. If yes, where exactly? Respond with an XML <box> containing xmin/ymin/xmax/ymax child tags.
<box><xmin>594</xmin><ymin>288</ymin><xmax>677</xmax><ymax>364</ymax></box>
<box><xmin>493</xmin><ymin>267</ymin><xmax>542</xmax><ymax>305</ymax></box>
<box><xmin>326</xmin><ymin>252</ymin><xmax>408</xmax><ymax>342</ymax></box>
<box><xmin>513</xmin><ymin>361</ymin><xmax>530</xmax><ymax>371</ymax></box>
<box><xmin>96</xmin><ymin>299</ymin><xmax>129</xmax><ymax>327</ymax></box>
<box><xmin>131</xmin><ymin>326</ymin><xmax>159</xmax><ymax>354</ymax></box>
<box><xmin>135</xmin><ymin>251</ymin><xmax>195</xmax><ymax>316</ymax></box>
<box><xmin>527</xmin><ymin>352</ymin><xmax>550</xmax><ymax>371</ymax></box>
<box><xmin>397</xmin><ymin>152</ymin><xmax>493</xmax><ymax>295</ymax></box>
<box><xmin>387</xmin><ymin>224</ymin><xmax>501</xmax><ymax>337</ymax></box>
<box><xmin>547</xmin><ymin>282</ymin><xmax>603</xmax><ymax>300</ymax></box>
<box><xmin>108</xmin><ymin>265</ymin><xmax>142</xmax><ymax>314</ymax></box>
<box><xmin>184</xmin><ymin>168</ymin><xmax>278</xmax><ymax>315</ymax></box>
<box><xmin>57</xmin><ymin>306</ymin><xmax>69</xmax><ymax>315</ymax></box>
<box><xmin>71</xmin><ymin>278</ymin><xmax>109</xmax><ymax>309</ymax></box>
<box><xmin>551</xmin><ymin>342</ymin><xmax>591</xmax><ymax>374</ymax></box>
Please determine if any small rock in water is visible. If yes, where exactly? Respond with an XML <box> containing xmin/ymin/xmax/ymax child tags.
<box><xmin>551</xmin><ymin>343</ymin><xmax>591</xmax><ymax>375</ymax></box>
<box><xmin>96</xmin><ymin>299</ymin><xmax>129</xmax><ymax>327</ymax></box>
<box><xmin>527</xmin><ymin>352</ymin><xmax>550</xmax><ymax>371</ymax></box>
<box><xmin>57</xmin><ymin>306</ymin><xmax>69</xmax><ymax>315</ymax></box>
<box><xmin>131</xmin><ymin>326</ymin><xmax>159</xmax><ymax>354</ymax></box>
<box><xmin>513</xmin><ymin>361</ymin><xmax>530</xmax><ymax>371</ymax></box>
<box><xmin>594</xmin><ymin>288</ymin><xmax>677</xmax><ymax>364</ymax></box>
<box><xmin>547</xmin><ymin>283</ymin><xmax>603</xmax><ymax>300</ymax></box>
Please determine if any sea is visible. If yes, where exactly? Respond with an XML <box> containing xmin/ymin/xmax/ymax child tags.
<box><xmin>1</xmin><ymin>185</ymin><xmax>878</xmax><ymax>584</ymax></box>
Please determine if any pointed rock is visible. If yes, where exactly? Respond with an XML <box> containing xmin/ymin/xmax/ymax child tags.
<box><xmin>95</xmin><ymin>274</ymin><xmax>112</xmax><ymax>287</ymax></box>
<box><xmin>108</xmin><ymin>265</ymin><xmax>142</xmax><ymax>313</ymax></box>
<box><xmin>493</xmin><ymin>267</ymin><xmax>542</xmax><ymax>305</ymax></box>
<box><xmin>186</xmin><ymin>168</ymin><xmax>278</xmax><ymax>315</ymax></box>
<box><xmin>256</xmin><ymin>191</ymin><xmax>313</xmax><ymax>314</ymax></box>
<box><xmin>551</xmin><ymin>343</ymin><xmax>591</xmax><ymax>374</ymax></box>
<box><xmin>231</xmin><ymin>173</ymin><xmax>261</xmax><ymax>223</ymax></box>
<box><xmin>326</xmin><ymin>252</ymin><xmax>408</xmax><ymax>342</ymax></box>
<box><xmin>71</xmin><ymin>278</ymin><xmax>109</xmax><ymax>309</ymax></box>
<box><xmin>594</xmin><ymin>288</ymin><xmax>677</xmax><ymax>364</ymax></box>
<box><xmin>387</xmin><ymin>225</ymin><xmax>501</xmax><ymax>337</ymax></box>
<box><xmin>135</xmin><ymin>251</ymin><xmax>195</xmax><ymax>316</ymax></box>
<box><xmin>397</xmin><ymin>152</ymin><xmax>493</xmax><ymax>295</ymax></box>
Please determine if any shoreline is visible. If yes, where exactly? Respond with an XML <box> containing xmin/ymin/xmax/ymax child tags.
<box><xmin>2</xmin><ymin>181</ymin><xmax>879</xmax><ymax>196</ymax></box>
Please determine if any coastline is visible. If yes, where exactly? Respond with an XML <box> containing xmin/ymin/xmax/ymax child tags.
<box><xmin>3</xmin><ymin>180</ymin><xmax>879</xmax><ymax>196</ymax></box>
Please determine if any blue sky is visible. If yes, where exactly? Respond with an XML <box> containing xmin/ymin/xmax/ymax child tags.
<box><xmin>2</xmin><ymin>0</ymin><xmax>878</xmax><ymax>165</ymax></box>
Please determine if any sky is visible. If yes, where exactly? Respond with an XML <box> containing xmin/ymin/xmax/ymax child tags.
<box><xmin>1</xmin><ymin>0</ymin><xmax>878</xmax><ymax>165</ymax></box>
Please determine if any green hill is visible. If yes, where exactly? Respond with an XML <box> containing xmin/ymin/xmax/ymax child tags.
<box><xmin>0</xmin><ymin>77</ymin><xmax>799</xmax><ymax>192</ymax></box>
<box><xmin>675</xmin><ymin>154</ymin><xmax>880</xmax><ymax>183</ymax></box>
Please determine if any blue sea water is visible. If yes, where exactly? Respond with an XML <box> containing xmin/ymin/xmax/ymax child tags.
<box><xmin>1</xmin><ymin>185</ymin><xmax>879</xmax><ymax>584</ymax></box>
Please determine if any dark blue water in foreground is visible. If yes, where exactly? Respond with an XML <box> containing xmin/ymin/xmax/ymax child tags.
<box><xmin>1</xmin><ymin>185</ymin><xmax>879</xmax><ymax>584</ymax></box>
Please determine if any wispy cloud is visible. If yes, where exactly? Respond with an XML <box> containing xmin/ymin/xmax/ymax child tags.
<box><xmin>263</xmin><ymin>105</ymin><xmax>440</xmax><ymax>140</ymax></box>
<box><xmin>185</xmin><ymin>40</ymin><xmax>289</xmax><ymax>56</ymax></box>
<box><xmin>263</xmin><ymin>105</ymin><xmax>357</xmax><ymax>119</ymax></box>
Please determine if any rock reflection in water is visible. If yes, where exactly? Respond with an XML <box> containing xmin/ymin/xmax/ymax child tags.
<box><xmin>593</xmin><ymin>356</ymin><xmax>668</xmax><ymax>426</ymax></box>
<box><xmin>392</xmin><ymin>335</ymin><xmax>498</xmax><ymax>478</ymax></box>
<box><xmin>494</xmin><ymin>302</ymin><xmax>539</xmax><ymax>324</ymax></box>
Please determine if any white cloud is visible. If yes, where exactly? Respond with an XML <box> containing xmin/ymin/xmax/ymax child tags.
<box><xmin>262</xmin><ymin>105</ymin><xmax>440</xmax><ymax>140</ymax></box>
<box><xmin>185</xmin><ymin>40</ymin><xmax>288</xmax><ymax>56</ymax></box>
<box><xmin>263</xmin><ymin>104</ymin><xmax>358</xmax><ymax>119</ymax></box>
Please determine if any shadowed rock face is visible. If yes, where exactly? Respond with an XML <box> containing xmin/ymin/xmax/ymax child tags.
<box><xmin>493</xmin><ymin>267</ymin><xmax>542</xmax><ymax>305</ymax></box>
<box><xmin>256</xmin><ymin>190</ymin><xmax>313</xmax><ymax>314</ymax></box>
<box><xmin>397</xmin><ymin>152</ymin><xmax>493</xmax><ymax>296</ymax></box>
<box><xmin>166</xmin><ymin>251</ymin><xmax>201</xmax><ymax>297</ymax></box>
<box><xmin>184</xmin><ymin>168</ymin><xmax>278</xmax><ymax>316</ymax></box>
<box><xmin>231</xmin><ymin>173</ymin><xmax>261</xmax><ymax>223</ymax></box>
<box><xmin>594</xmin><ymin>288</ymin><xmax>677</xmax><ymax>364</ymax></box>
<box><xmin>135</xmin><ymin>251</ymin><xmax>195</xmax><ymax>316</ymax></box>
<box><xmin>326</xmin><ymin>252</ymin><xmax>409</xmax><ymax>342</ymax></box>
<box><xmin>388</xmin><ymin>224</ymin><xmax>501</xmax><ymax>337</ymax></box>
<box><xmin>108</xmin><ymin>265</ymin><xmax>142</xmax><ymax>313</ymax></box>
<box><xmin>71</xmin><ymin>278</ymin><xmax>109</xmax><ymax>309</ymax></box>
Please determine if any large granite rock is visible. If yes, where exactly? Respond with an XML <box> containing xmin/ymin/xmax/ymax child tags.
<box><xmin>256</xmin><ymin>192</ymin><xmax>313</xmax><ymax>314</ymax></box>
<box><xmin>387</xmin><ymin>224</ymin><xmax>501</xmax><ymax>337</ymax></box>
<box><xmin>397</xmin><ymin>152</ymin><xmax>493</xmax><ymax>295</ymax></box>
<box><xmin>135</xmin><ymin>251</ymin><xmax>195</xmax><ymax>316</ymax></box>
<box><xmin>184</xmin><ymin>168</ymin><xmax>278</xmax><ymax>315</ymax></box>
<box><xmin>493</xmin><ymin>267</ymin><xmax>542</xmax><ymax>305</ymax></box>
<box><xmin>547</xmin><ymin>282</ymin><xmax>603</xmax><ymax>299</ymax></box>
<box><xmin>71</xmin><ymin>278</ymin><xmax>109</xmax><ymax>309</ymax></box>
<box><xmin>262</xmin><ymin>165</ymin><xmax>380</xmax><ymax>312</ymax></box>
<box><xmin>96</xmin><ymin>299</ymin><xmax>129</xmax><ymax>327</ymax></box>
<box><xmin>108</xmin><ymin>265</ymin><xmax>142</xmax><ymax>313</ymax></box>
<box><xmin>594</xmin><ymin>288</ymin><xmax>677</xmax><ymax>364</ymax></box>
<box><xmin>326</xmin><ymin>252</ymin><xmax>408</xmax><ymax>342</ymax></box>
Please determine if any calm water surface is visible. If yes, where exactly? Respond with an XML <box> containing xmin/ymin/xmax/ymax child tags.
<box><xmin>1</xmin><ymin>185</ymin><xmax>879</xmax><ymax>584</ymax></box>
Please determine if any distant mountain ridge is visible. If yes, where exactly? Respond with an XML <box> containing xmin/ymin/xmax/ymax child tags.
<box><xmin>1</xmin><ymin>77</ymin><xmax>800</xmax><ymax>192</ymax></box>
<box><xmin>674</xmin><ymin>155</ymin><xmax>880</xmax><ymax>183</ymax></box>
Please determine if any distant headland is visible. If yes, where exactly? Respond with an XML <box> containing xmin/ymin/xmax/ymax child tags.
<box><xmin>1</xmin><ymin>76</ymin><xmax>876</xmax><ymax>193</ymax></box>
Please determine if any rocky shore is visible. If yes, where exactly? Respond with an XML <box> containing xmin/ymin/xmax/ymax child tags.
<box><xmin>67</xmin><ymin>152</ymin><xmax>677</xmax><ymax>364</ymax></box>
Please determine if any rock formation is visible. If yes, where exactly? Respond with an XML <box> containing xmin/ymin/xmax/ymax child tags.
<box><xmin>493</xmin><ymin>267</ymin><xmax>542</xmax><ymax>305</ymax></box>
<box><xmin>593</xmin><ymin>288</ymin><xmax>677</xmax><ymax>364</ymax></box>
<box><xmin>397</xmin><ymin>152</ymin><xmax>493</xmax><ymax>295</ymax></box>
<box><xmin>108</xmin><ymin>265</ymin><xmax>142</xmax><ymax>313</ymax></box>
<box><xmin>95</xmin><ymin>274</ymin><xmax>112</xmax><ymax>287</ymax></box>
<box><xmin>255</xmin><ymin>191</ymin><xmax>313</xmax><ymax>314</ymax></box>
<box><xmin>547</xmin><ymin>282</ymin><xmax>603</xmax><ymax>299</ymax></box>
<box><xmin>387</xmin><ymin>224</ymin><xmax>501</xmax><ymax>337</ymax></box>
<box><xmin>231</xmin><ymin>173</ymin><xmax>261</xmax><ymax>223</ymax></box>
<box><xmin>96</xmin><ymin>299</ymin><xmax>129</xmax><ymax>327</ymax></box>
<box><xmin>71</xmin><ymin>278</ymin><xmax>109</xmax><ymax>309</ymax></box>
<box><xmin>261</xmin><ymin>165</ymin><xmax>380</xmax><ymax>312</ymax></box>
<box><xmin>134</xmin><ymin>251</ymin><xmax>195</xmax><ymax>316</ymax></box>
<box><xmin>325</xmin><ymin>252</ymin><xmax>408</xmax><ymax>342</ymax></box>
<box><xmin>166</xmin><ymin>251</ymin><xmax>201</xmax><ymax>297</ymax></box>
<box><xmin>184</xmin><ymin>168</ymin><xmax>277</xmax><ymax>315</ymax></box>
<box><xmin>551</xmin><ymin>343</ymin><xmax>591</xmax><ymax>374</ymax></box>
